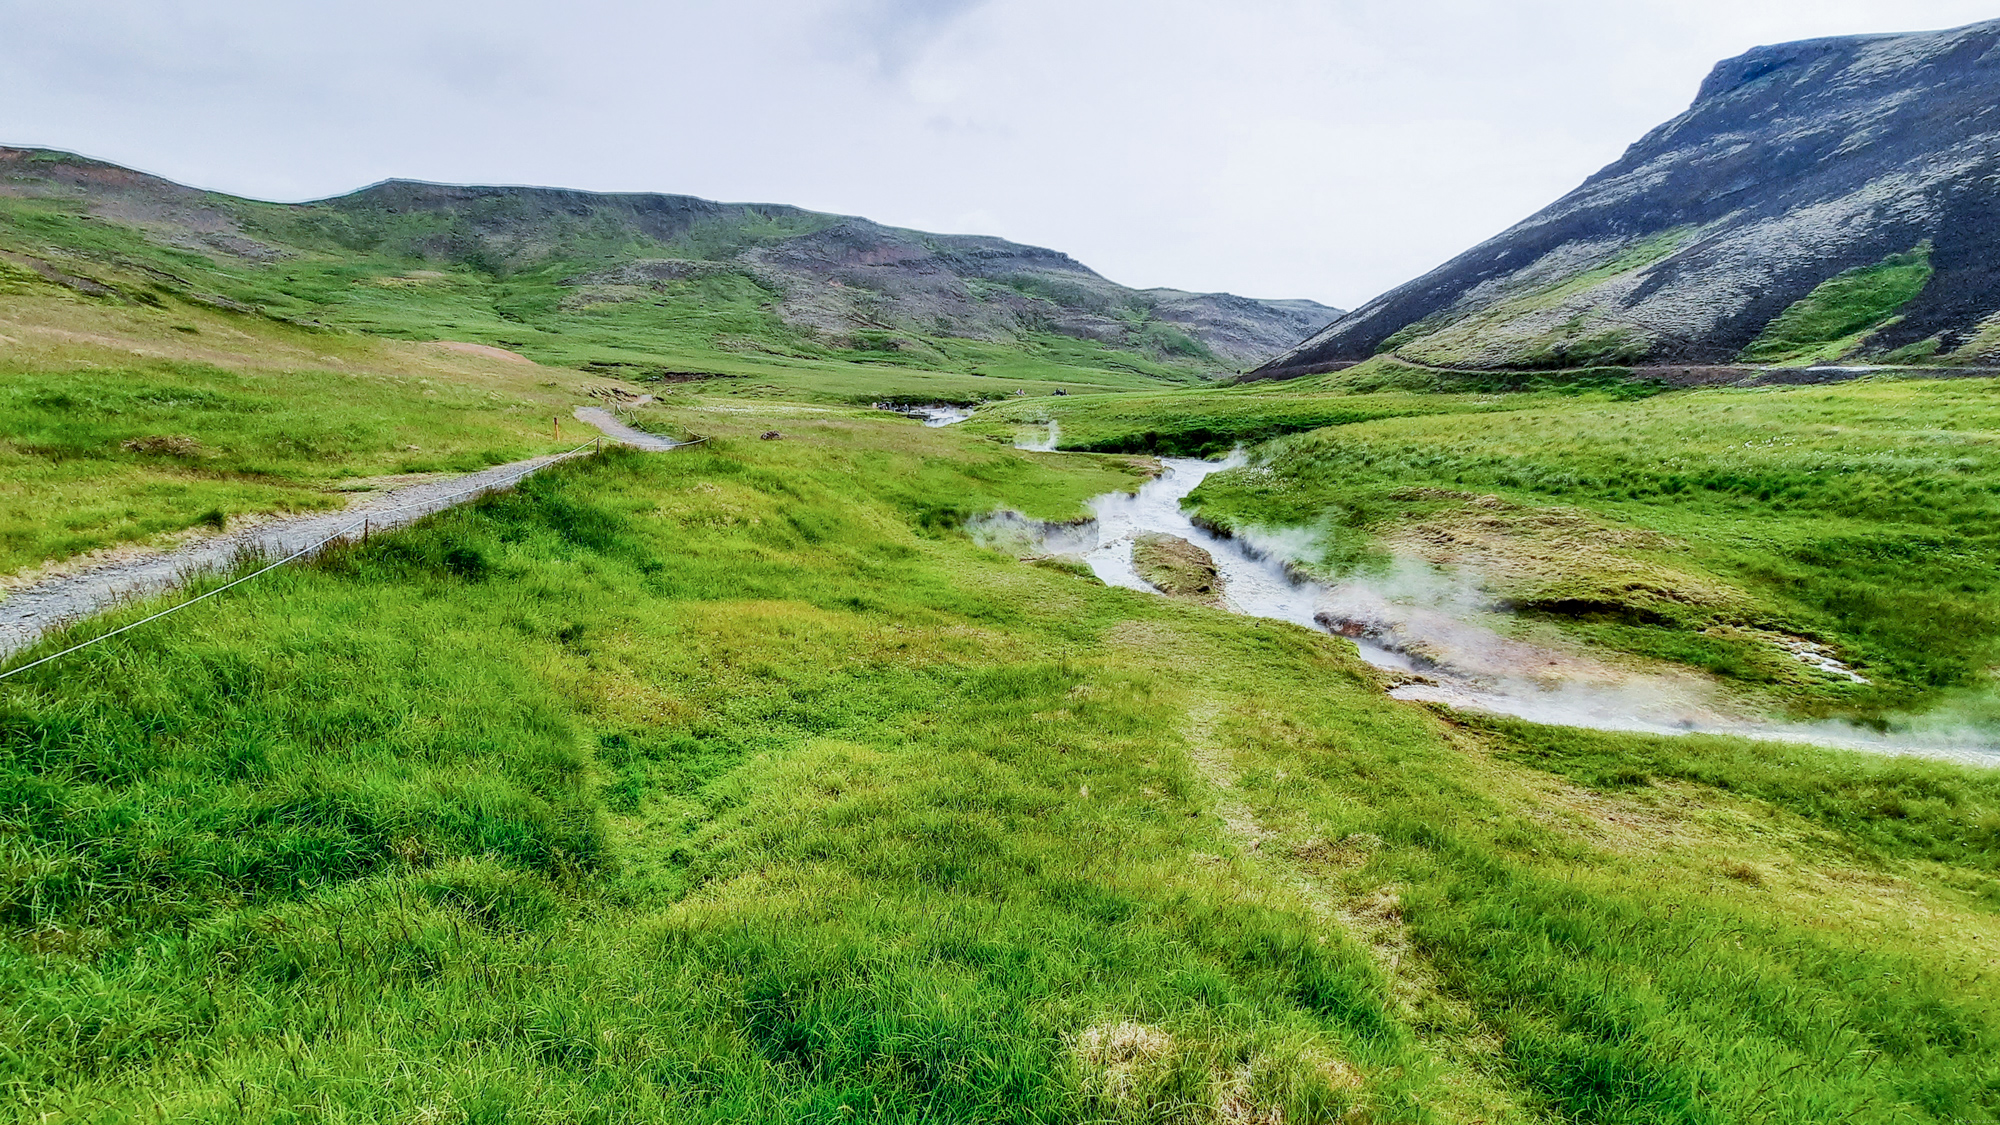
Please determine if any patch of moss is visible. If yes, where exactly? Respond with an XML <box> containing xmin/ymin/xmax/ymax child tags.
<box><xmin>1742</xmin><ymin>244</ymin><xmax>1934</xmax><ymax>364</ymax></box>
<box><xmin>1385</xmin><ymin>228</ymin><xmax>1703</xmax><ymax>369</ymax></box>
<box><xmin>1880</xmin><ymin>335</ymin><xmax>1945</xmax><ymax>364</ymax></box>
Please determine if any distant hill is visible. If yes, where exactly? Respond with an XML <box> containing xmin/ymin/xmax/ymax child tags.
<box><xmin>1258</xmin><ymin>18</ymin><xmax>2000</xmax><ymax>377</ymax></box>
<box><xmin>0</xmin><ymin>149</ymin><xmax>1339</xmax><ymax>374</ymax></box>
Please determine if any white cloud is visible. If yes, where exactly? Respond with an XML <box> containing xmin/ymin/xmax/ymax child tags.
<box><xmin>0</xmin><ymin>0</ymin><xmax>1990</xmax><ymax>307</ymax></box>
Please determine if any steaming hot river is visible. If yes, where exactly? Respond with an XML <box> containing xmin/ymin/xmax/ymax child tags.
<box><xmin>977</xmin><ymin>457</ymin><xmax>2000</xmax><ymax>768</ymax></box>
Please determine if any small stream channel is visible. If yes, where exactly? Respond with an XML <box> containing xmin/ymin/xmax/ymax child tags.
<box><xmin>977</xmin><ymin>457</ymin><xmax>2000</xmax><ymax>767</ymax></box>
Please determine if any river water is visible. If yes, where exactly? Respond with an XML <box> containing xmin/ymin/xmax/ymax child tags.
<box><xmin>877</xmin><ymin>403</ymin><xmax>975</xmax><ymax>427</ymax></box>
<box><xmin>976</xmin><ymin>456</ymin><xmax>2000</xmax><ymax>767</ymax></box>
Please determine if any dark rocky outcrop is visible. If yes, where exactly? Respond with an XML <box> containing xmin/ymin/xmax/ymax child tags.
<box><xmin>1258</xmin><ymin>18</ymin><xmax>2000</xmax><ymax>376</ymax></box>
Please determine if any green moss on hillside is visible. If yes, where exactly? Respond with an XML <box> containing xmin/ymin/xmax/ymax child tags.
<box><xmin>1742</xmin><ymin>244</ymin><xmax>1934</xmax><ymax>364</ymax></box>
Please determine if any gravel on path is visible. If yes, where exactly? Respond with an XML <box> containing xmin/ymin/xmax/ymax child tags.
<box><xmin>572</xmin><ymin>405</ymin><xmax>694</xmax><ymax>451</ymax></box>
<box><xmin>0</xmin><ymin>402</ymin><xmax>703</xmax><ymax>662</ymax></box>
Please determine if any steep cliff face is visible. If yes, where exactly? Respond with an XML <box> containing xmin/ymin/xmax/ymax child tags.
<box><xmin>1259</xmin><ymin>19</ymin><xmax>2000</xmax><ymax>376</ymax></box>
<box><xmin>0</xmin><ymin>149</ymin><xmax>1340</xmax><ymax>370</ymax></box>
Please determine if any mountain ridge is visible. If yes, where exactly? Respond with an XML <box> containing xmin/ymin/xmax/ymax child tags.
<box><xmin>1257</xmin><ymin>18</ymin><xmax>2000</xmax><ymax>377</ymax></box>
<box><xmin>0</xmin><ymin>147</ymin><xmax>1339</xmax><ymax>372</ymax></box>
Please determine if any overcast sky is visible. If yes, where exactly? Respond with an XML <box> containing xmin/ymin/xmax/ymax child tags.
<box><xmin>1</xmin><ymin>1</ymin><xmax>1993</xmax><ymax>307</ymax></box>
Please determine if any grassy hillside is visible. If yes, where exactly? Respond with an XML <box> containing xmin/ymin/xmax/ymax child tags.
<box><xmin>1254</xmin><ymin>20</ymin><xmax>2000</xmax><ymax>375</ymax></box>
<box><xmin>7</xmin><ymin>410</ymin><xmax>2000</xmax><ymax>1122</ymax></box>
<box><xmin>1741</xmin><ymin>245</ymin><xmax>1936</xmax><ymax>365</ymax></box>
<box><xmin>0</xmin><ymin>147</ymin><xmax>1339</xmax><ymax>389</ymax></box>
<box><xmin>0</xmin><ymin>187</ymin><xmax>1201</xmax><ymax>390</ymax></box>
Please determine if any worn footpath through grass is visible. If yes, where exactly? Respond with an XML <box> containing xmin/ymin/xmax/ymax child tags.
<box><xmin>6</xmin><ymin>408</ymin><xmax>2000</xmax><ymax>1122</ymax></box>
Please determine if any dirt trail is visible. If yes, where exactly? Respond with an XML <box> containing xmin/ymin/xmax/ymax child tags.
<box><xmin>571</xmin><ymin>405</ymin><xmax>692</xmax><ymax>452</ymax></box>
<box><xmin>0</xmin><ymin>410</ymin><xmax>684</xmax><ymax>661</ymax></box>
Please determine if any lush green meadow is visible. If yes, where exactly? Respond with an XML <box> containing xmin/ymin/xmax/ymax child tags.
<box><xmin>955</xmin><ymin>357</ymin><xmax>1684</xmax><ymax>458</ymax></box>
<box><xmin>960</xmin><ymin>376</ymin><xmax>1503</xmax><ymax>457</ymax></box>
<box><xmin>0</xmin><ymin>276</ymin><xmax>1160</xmax><ymax>579</ymax></box>
<box><xmin>986</xmin><ymin>362</ymin><xmax>2000</xmax><ymax>724</ymax></box>
<box><xmin>0</xmin><ymin>182</ymin><xmax>1220</xmax><ymax>577</ymax></box>
<box><xmin>7</xmin><ymin>409</ymin><xmax>2000</xmax><ymax>1122</ymax></box>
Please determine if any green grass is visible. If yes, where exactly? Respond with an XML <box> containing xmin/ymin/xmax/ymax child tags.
<box><xmin>0</xmin><ymin>286</ymin><xmax>604</xmax><ymax>573</ymax></box>
<box><xmin>217</xmin><ymin>257</ymin><xmax>1185</xmax><ymax>398</ymax></box>
<box><xmin>0</xmin><ymin>359</ymin><xmax>567</xmax><ymax>568</ymax></box>
<box><xmin>0</xmin><ymin>151</ymin><xmax>1250</xmax><ymax>574</ymax></box>
<box><xmin>1742</xmin><ymin>245</ymin><xmax>1935</xmax><ymax>365</ymax></box>
<box><xmin>0</xmin><ymin>223</ymin><xmax>1182</xmax><ymax>574</ymax></box>
<box><xmin>6</xmin><ymin>415</ymin><xmax>2000</xmax><ymax>1121</ymax></box>
<box><xmin>8</xmin><ymin>154</ymin><xmax>2000</xmax><ymax>1121</ymax></box>
<box><xmin>957</xmin><ymin>360</ymin><xmax>1679</xmax><ymax>458</ymax></box>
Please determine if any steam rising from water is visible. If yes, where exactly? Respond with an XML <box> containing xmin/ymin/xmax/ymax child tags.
<box><xmin>1015</xmin><ymin>421</ymin><xmax>1060</xmax><ymax>451</ymax></box>
<box><xmin>877</xmin><ymin>403</ymin><xmax>973</xmax><ymax>426</ymax></box>
<box><xmin>973</xmin><ymin>457</ymin><xmax>2000</xmax><ymax>767</ymax></box>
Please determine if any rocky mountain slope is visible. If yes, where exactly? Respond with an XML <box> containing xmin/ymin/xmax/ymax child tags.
<box><xmin>1258</xmin><ymin>18</ymin><xmax>2000</xmax><ymax>376</ymax></box>
<box><xmin>0</xmin><ymin>148</ymin><xmax>1338</xmax><ymax>372</ymax></box>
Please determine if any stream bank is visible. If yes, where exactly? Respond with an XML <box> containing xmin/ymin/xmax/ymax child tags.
<box><xmin>975</xmin><ymin>457</ymin><xmax>2000</xmax><ymax>767</ymax></box>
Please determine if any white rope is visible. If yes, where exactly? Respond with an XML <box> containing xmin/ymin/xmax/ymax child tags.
<box><xmin>0</xmin><ymin>439</ymin><xmax>605</xmax><ymax>683</ymax></box>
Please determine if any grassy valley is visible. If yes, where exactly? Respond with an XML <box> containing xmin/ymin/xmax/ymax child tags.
<box><xmin>0</xmin><ymin>147</ymin><xmax>1334</xmax><ymax>409</ymax></box>
<box><xmin>9</xmin><ymin>407</ymin><xmax>2000</xmax><ymax>1122</ymax></box>
<box><xmin>6</xmin><ymin>148</ymin><xmax>2000</xmax><ymax>1123</ymax></box>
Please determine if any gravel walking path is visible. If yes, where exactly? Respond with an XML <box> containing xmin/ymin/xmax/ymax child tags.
<box><xmin>0</xmin><ymin>409</ymin><xmax>693</xmax><ymax>661</ymax></box>
<box><xmin>571</xmin><ymin>405</ymin><xmax>690</xmax><ymax>451</ymax></box>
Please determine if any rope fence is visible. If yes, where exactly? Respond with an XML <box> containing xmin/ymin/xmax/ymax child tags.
<box><xmin>0</xmin><ymin>432</ymin><xmax>686</xmax><ymax>684</ymax></box>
